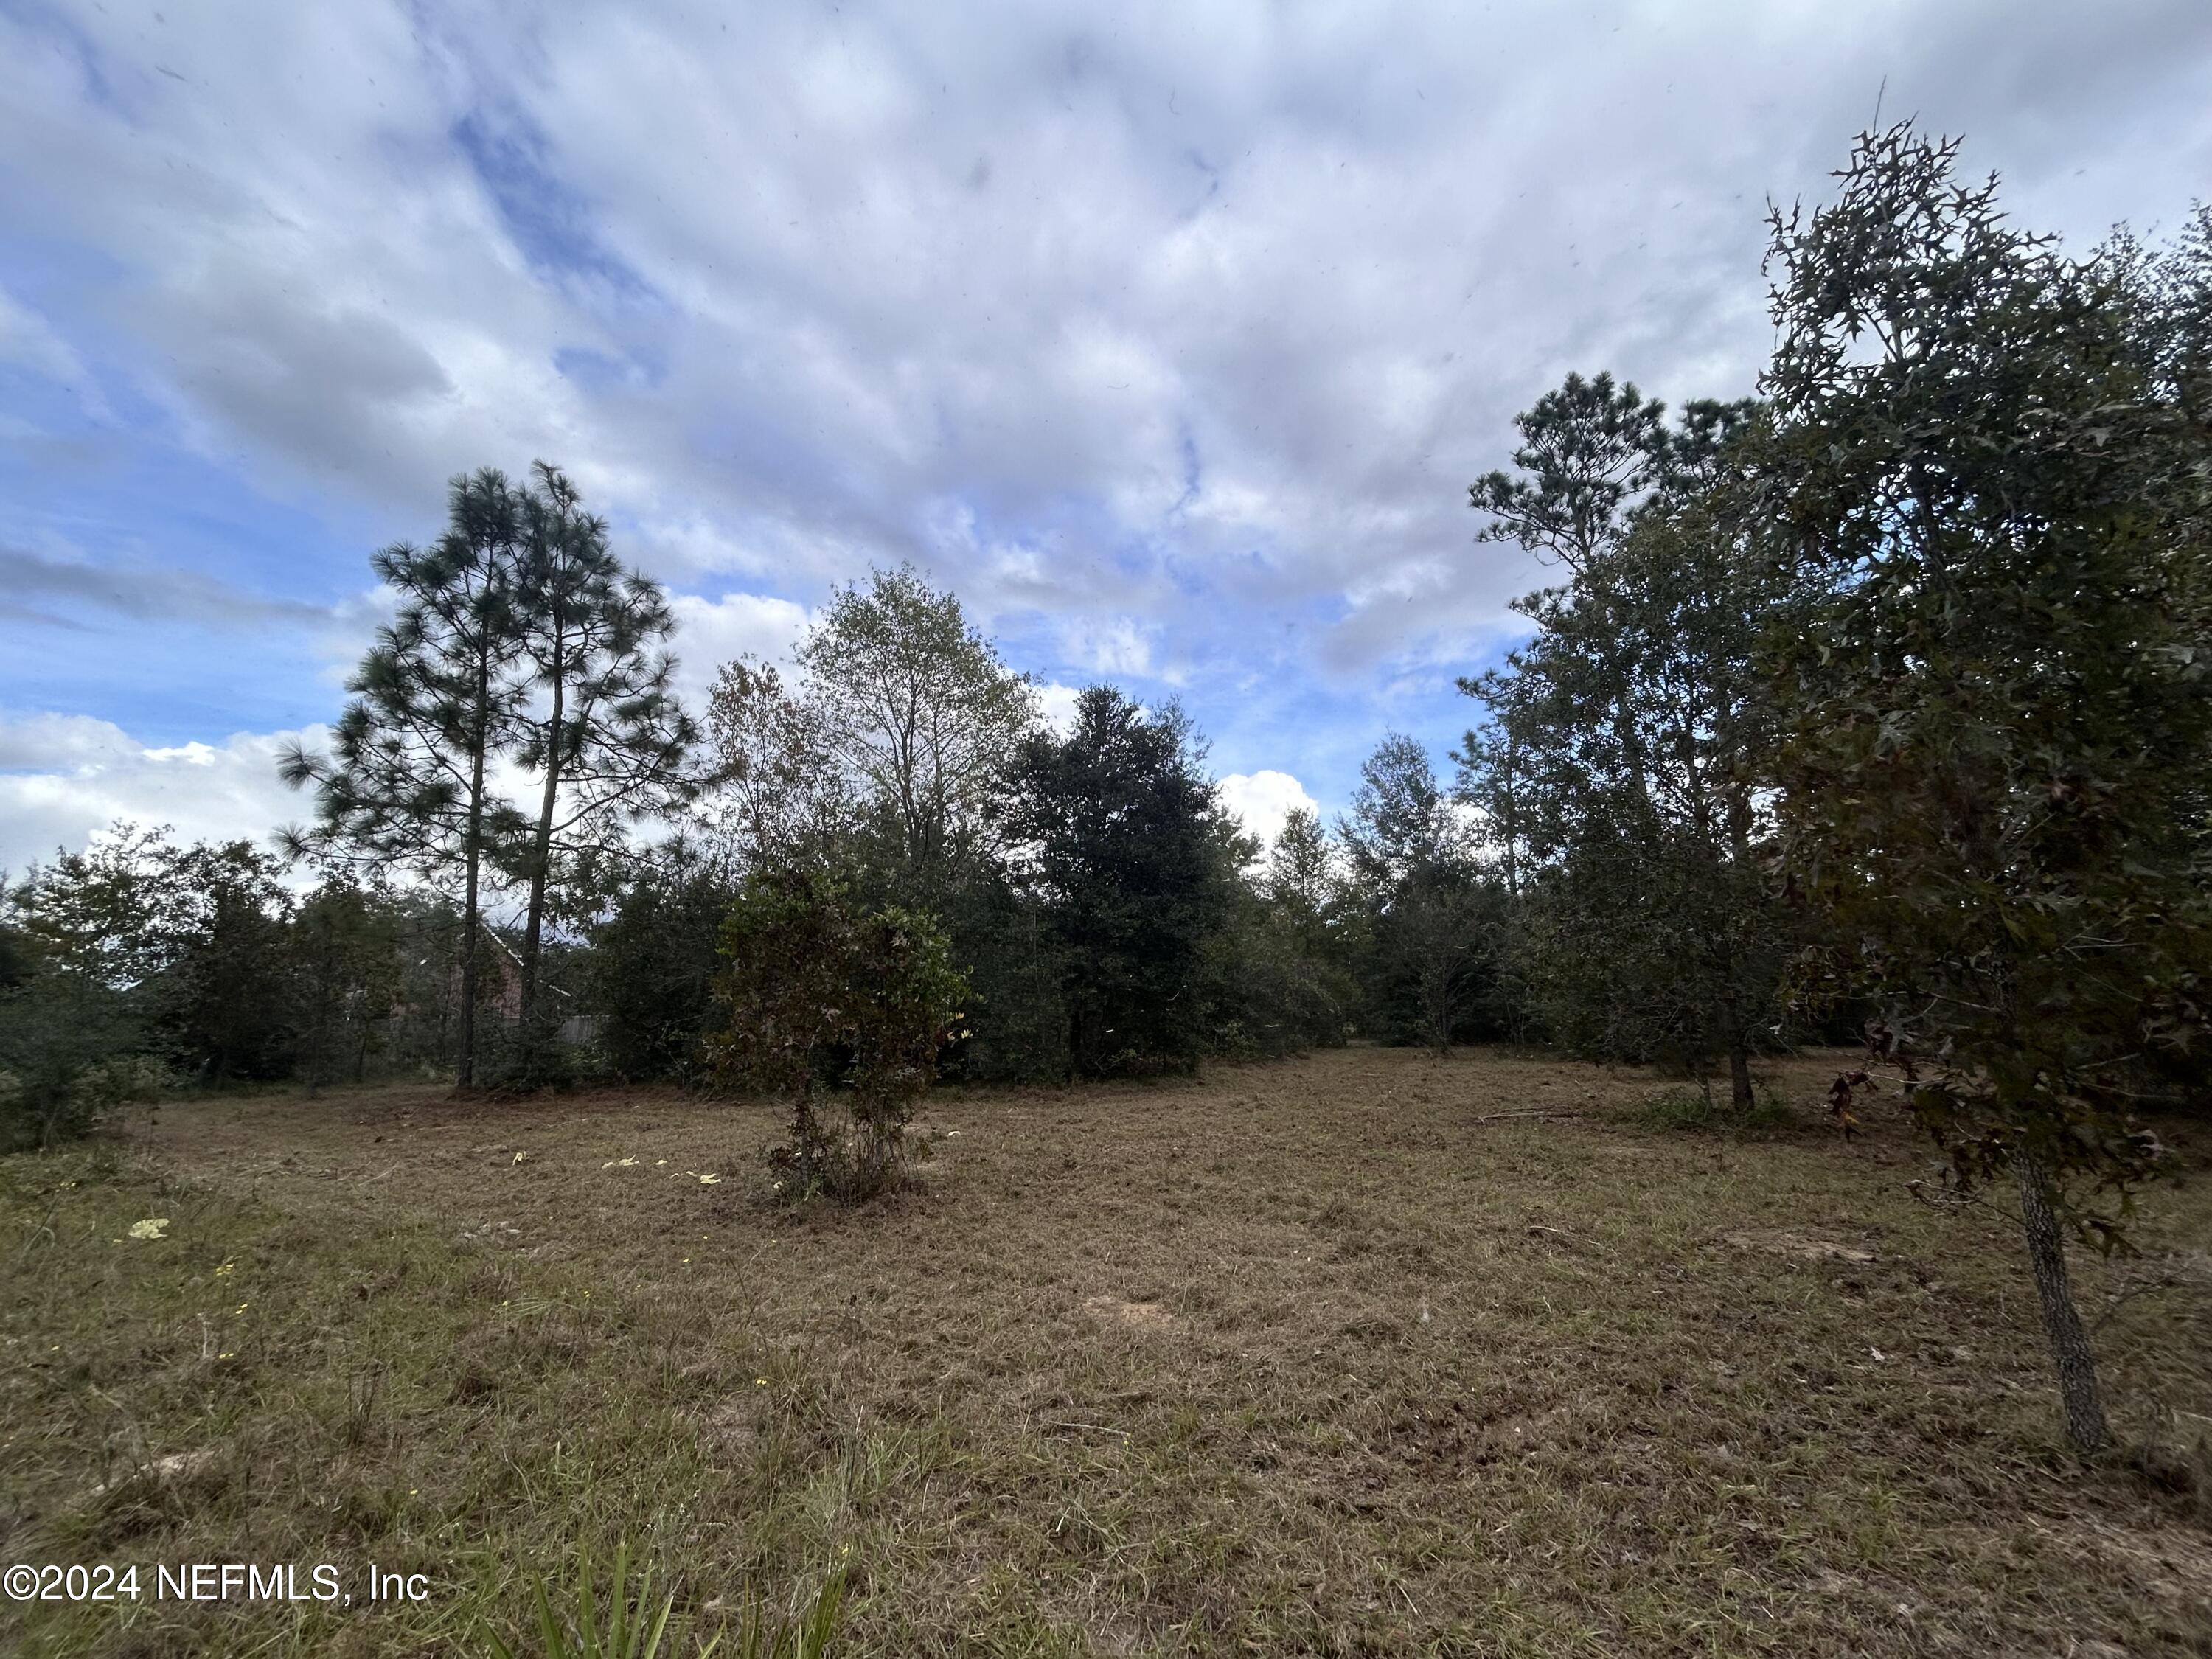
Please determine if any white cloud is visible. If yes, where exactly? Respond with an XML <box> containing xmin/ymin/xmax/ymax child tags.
<box><xmin>0</xmin><ymin>716</ymin><xmax>325</xmax><ymax>874</ymax></box>
<box><xmin>3</xmin><ymin>0</ymin><xmax>2210</xmax><ymax>821</ymax></box>
<box><xmin>1063</xmin><ymin>618</ymin><xmax>1160</xmax><ymax>679</ymax></box>
<box><xmin>667</xmin><ymin>591</ymin><xmax>813</xmax><ymax>707</ymax></box>
<box><xmin>0</xmin><ymin>592</ymin><xmax>810</xmax><ymax>873</ymax></box>
<box><xmin>637</xmin><ymin>517</ymin><xmax>781</xmax><ymax>582</ymax></box>
<box><xmin>0</xmin><ymin>713</ymin><xmax>144</xmax><ymax>773</ymax></box>
<box><xmin>1217</xmin><ymin>768</ymin><xmax>1317</xmax><ymax>852</ymax></box>
<box><xmin>28</xmin><ymin>0</ymin><xmax>2188</xmax><ymax>676</ymax></box>
<box><xmin>1037</xmin><ymin>681</ymin><xmax>1083</xmax><ymax>736</ymax></box>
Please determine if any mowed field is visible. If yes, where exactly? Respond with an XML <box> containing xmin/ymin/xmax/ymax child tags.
<box><xmin>3</xmin><ymin>1048</ymin><xmax>2209</xmax><ymax>1658</ymax></box>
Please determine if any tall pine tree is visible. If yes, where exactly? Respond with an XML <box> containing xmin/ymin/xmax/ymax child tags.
<box><xmin>507</xmin><ymin>462</ymin><xmax>696</xmax><ymax>1077</ymax></box>
<box><xmin>282</xmin><ymin>469</ymin><xmax>530</xmax><ymax>1087</ymax></box>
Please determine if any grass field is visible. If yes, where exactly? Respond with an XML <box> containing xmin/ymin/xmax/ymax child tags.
<box><xmin>3</xmin><ymin>1047</ymin><xmax>2208</xmax><ymax>1657</ymax></box>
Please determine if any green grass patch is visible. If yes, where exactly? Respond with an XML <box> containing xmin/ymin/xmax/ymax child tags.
<box><xmin>1628</xmin><ymin>1082</ymin><xmax>1798</xmax><ymax>1135</ymax></box>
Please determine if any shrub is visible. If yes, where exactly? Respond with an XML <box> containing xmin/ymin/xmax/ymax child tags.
<box><xmin>706</xmin><ymin>866</ymin><xmax>967</xmax><ymax>1200</ymax></box>
<box><xmin>0</xmin><ymin>964</ymin><xmax>159</xmax><ymax>1148</ymax></box>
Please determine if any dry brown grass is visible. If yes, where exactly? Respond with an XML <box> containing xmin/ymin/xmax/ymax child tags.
<box><xmin>3</xmin><ymin>1046</ymin><xmax>2208</xmax><ymax>1656</ymax></box>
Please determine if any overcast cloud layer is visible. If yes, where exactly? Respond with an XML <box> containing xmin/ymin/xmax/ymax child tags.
<box><xmin>3</xmin><ymin>0</ymin><xmax>2210</xmax><ymax>872</ymax></box>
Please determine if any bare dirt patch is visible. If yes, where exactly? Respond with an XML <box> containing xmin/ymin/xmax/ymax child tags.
<box><xmin>1722</xmin><ymin>1226</ymin><xmax>1879</xmax><ymax>1263</ymax></box>
<box><xmin>1080</xmin><ymin>1293</ymin><xmax>1178</xmax><ymax>1331</ymax></box>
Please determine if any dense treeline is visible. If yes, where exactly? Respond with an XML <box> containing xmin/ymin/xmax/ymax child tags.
<box><xmin>2</xmin><ymin>125</ymin><xmax>2207</xmax><ymax>1450</ymax></box>
<box><xmin>0</xmin><ymin>828</ymin><xmax>494</xmax><ymax>1138</ymax></box>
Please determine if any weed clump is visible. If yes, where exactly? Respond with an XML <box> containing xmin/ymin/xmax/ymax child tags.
<box><xmin>484</xmin><ymin>1540</ymin><xmax>847</xmax><ymax>1659</ymax></box>
<box><xmin>1630</xmin><ymin>1083</ymin><xmax>1795</xmax><ymax>1135</ymax></box>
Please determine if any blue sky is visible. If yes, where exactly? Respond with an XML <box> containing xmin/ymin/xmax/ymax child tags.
<box><xmin>3</xmin><ymin>0</ymin><xmax>2211</xmax><ymax>869</ymax></box>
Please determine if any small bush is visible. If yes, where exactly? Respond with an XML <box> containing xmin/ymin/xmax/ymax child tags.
<box><xmin>706</xmin><ymin>866</ymin><xmax>967</xmax><ymax>1201</ymax></box>
<box><xmin>0</xmin><ymin>959</ymin><xmax>159</xmax><ymax>1147</ymax></box>
<box><xmin>2</xmin><ymin>1053</ymin><xmax>164</xmax><ymax>1150</ymax></box>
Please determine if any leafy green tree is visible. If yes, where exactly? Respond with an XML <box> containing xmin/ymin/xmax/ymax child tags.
<box><xmin>1461</xmin><ymin>458</ymin><xmax>1794</xmax><ymax>1103</ymax></box>
<box><xmin>0</xmin><ymin>936</ymin><xmax>149</xmax><ymax>1147</ymax></box>
<box><xmin>1338</xmin><ymin>736</ymin><xmax>1497</xmax><ymax>1052</ymax></box>
<box><xmin>284</xmin><ymin>469</ymin><xmax>532</xmax><ymax>1086</ymax></box>
<box><xmin>149</xmin><ymin>839</ymin><xmax>298</xmax><ymax>1085</ymax></box>
<box><xmin>588</xmin><ymin>838</ymin><xmax>734</xmax><ymax>1084</ymax></box>
<box><xmin>293</xmin><ymin>875</ymin><xmax>403</xmax><ymax>1093</ymax></box>
<box><xmin>700</xmin><ymin>657</ymin><xmax>852</xmax><ymax>870</ymax></box>
<box><xmin>1471</xmin><ymin>374</ymin><xmax>1760</xmax><ymax>805</ymax></box>
<box><xmin>1340</xmin><ymin>735</ymin><xmax>1463</xmax><ymax>894</ymax></box>
<box><xmin>7</xmin><ymin>826</ymin><xmax>298</xmax><ymax>1088</ymax></box>
<box><xmin>1186</xmin><ymin>812</ymin><xmax>1345</xmax><ymax>1062</ymax></box>
<box><xmin>1264</xmin><ymin>808</ymin><xmax>1340</xmax><ymax>928</ymax></box>
<box><xmin>1453</xmin><ymin>718</ymin><xmax>1526</xmax><ymax>903</ymax></box>
<box><xmin>707</xmin><ymin>568</ymin><xmax>1041</xmax><ymax>1080</ymax></box>
<box><xmin>706</xmin><ymin>865</ymin><xmax>967</xmax><ymax>1198</ymax></box>
<box><xmin>1760</xmin><ymin>125</ymin><xmax>2212</xmax><ymax>1451</ymax></box>
<box><xmin>381</xmin><ymin>894</ymin><xmax>478</xmax><ymax>1076</ymax></box>
<box><xmin>6</xmin><ymin>823</ymin><xmax>178</xmax><ymax>989</ymax></box>
<box><xmin>2</xmin><ymin>827</ymin><xmax>179</xmax><ymax>1141</ymax></box>
<box><xmin>931</xmin><ymin>873</ymin><xmax>1071</xmax><ymax>1082</ymax></box>
<box><xmin>1469</xmin><ymin>371</ymin><xmax>1670</xmax><ymax>574</ymax></box>
<box><xmin>507</xmin><ymin>462</ymin><xmax>696</xmax><ymax>1076</ymax></box>
<box><xmin>1248</xmin><ymin>807</ymin><xmax>1360</xmax><ymax>1047</ymax></box>
<box><xmin>0</xmin><ymin>920</ymin><xmax>29</xmax><ymax>995</ymax></box>
<box><xmin>998</xmin><ymin>686</ymin><xmax>1234</xmax><ymax>1076</ymax></box>
<box><xmin>795</xmin><ymin>565</ymin><xmax>1038</xmax><ymax>891</ymax></box>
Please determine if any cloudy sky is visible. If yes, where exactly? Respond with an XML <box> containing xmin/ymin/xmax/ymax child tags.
<box><xmin>3</xmin><ymin>0</ymin><xmax>2209</xmax><ymax>871</ymax></box>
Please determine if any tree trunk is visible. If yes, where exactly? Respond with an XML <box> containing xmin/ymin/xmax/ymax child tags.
<box><xmin>305</xmin><ymin>909</ymin><xmax>333</xmax><ymax>1099</ymax></box>
<box><xmin>518</xmin><ymin>651</ymin><xmax>566</xmax><ymax>1079</ymax></box>
<box><xmin>1424</xmin><ymin>959</ymin><xmax>1453</xmax><ymax>1054</ymax></box>
<box><xmin>2014</xmin><ymin>1152</ymin><xmax>2110</xmax><ymax>1454</ymax></box>
<box><xmin>1722</xmin><ymin>992</ymin><xmax>1754</xmax><ymax>1110</ymax></box>
<box><xmin>1500</xmin><ymin>731</ymin><xmax>1520</xmax><ymax>902</ymax></box>
<box><xmin>458</xmin><ymin>742</ymin><xmax>486</xmax><ymax>1090</ymax></box>
<box><xmin>1722</xmin><ymin>779</ymin><xmax>1759</xmax><ymax>1116</ymax></box>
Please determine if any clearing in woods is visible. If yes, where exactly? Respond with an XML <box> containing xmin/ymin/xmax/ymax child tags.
<box><xmin>2</xmin><ymin>1047</ymin><xmax>2208</xmax><ymax>1656</ymax></box>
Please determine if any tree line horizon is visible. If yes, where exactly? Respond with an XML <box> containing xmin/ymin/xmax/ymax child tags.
<box><xmin>3</xmin><ymin>122</ymin><xmax>2207</xmax><ymax>1455</ymax></box>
